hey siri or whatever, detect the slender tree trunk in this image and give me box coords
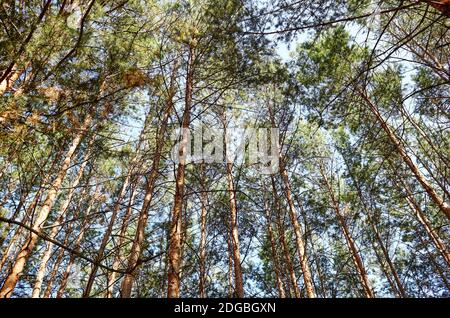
[0,148,62,270]
[159,244,169,297]
[198,162,208,298]
[294,195,328,297]
[56,184,100,297]
[221,113,245,298]
[418,235,450,291]
[369,235,400,297]
[0,147,54,243]
[42,206,83,298]
[280,165,316,297]
[166,139,188,298]
[319,164,375,298]
[32,138,94,297]
[166,48,195,298]
[393,173,450,266]
[359,89,450,220]
[271,176,300,298]
[226,226,234,297]
[0,181,45,272]
[120,60,179,298]
[177,197,188,291]
[406,194,450,266]
[369,215,406,297]
[267,102,315,297]
[40,168,94,298]
[107,185,137,298]
[225,162,244,298]
[119,148,160,297]
[0,114,92,298]
[83,114,151,297]
[343,157,407,297]
[262,182,286,298]
[83,175,130,297]
[369,223,405,297]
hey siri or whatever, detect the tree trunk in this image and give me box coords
[0,148,62,271]
[166,48,195,298]
[83,174,130,297]
[198,162,208,298]
[40,169,94,298]
[42,202,85,298]
[0,147,55,248]
[268,103,315,297]
[0,180,46,272]
[262,182,286,298]
[417,234,450,291]
[107,185,137,298]
[319,164,375,298]
[0,114,92,298]
[56,184,100,297]
[221,112,245,298]
[343,157,407,297]
[227,229,234,297]
[359,89,450,220]
[369,221,406,297]
[225,162,245,298]
[83,113,151,297]
[32,137,94,297]
[280,166,316,298]
[294,194,329,297]
[120,59,179,298]
[271,176,300,298]
[393,172,450,266]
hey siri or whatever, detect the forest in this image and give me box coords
[0,0,449,298]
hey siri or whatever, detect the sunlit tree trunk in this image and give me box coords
[32,137,94,298]
[271,176,300,298]
[227,228,234,297]
[359,89,450,220]
[0,172,51,272]
[167,48,195,298]
[221,112,245,298]
[268,102,315,297]
[280,165,316,298]
[107,185,137,298]
[0,146,62,266]
[262,182,286,298]
[392,172,450,266]
[56,184,100,297]
[224,161,244,297]
[83,113,151,297]
[83,173,130,297]
[294,194,328,297]
[343,158,407,297]
[0,114,92,298]
[120,60,179,298]
[198,162,208,298]
[42,200,87,298]
[369,222,405,297]
[319,164,375,298]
